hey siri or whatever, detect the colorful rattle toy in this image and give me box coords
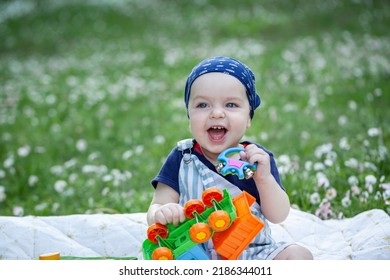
[215,147,257,180]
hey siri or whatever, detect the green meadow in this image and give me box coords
[0,0,389,219]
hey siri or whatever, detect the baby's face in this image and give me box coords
[187,72,251,161]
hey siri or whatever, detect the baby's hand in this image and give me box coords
[153,203,185,227]
[239,144,272,180]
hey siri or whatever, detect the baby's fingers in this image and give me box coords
[169,204,186,226]
[155,204,184,226]
[239,150,248,161]
[154,208,169,225]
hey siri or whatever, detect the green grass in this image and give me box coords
[0,0,389,219]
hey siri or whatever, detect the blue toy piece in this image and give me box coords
[215,147,257,180]
[176,245,210,260]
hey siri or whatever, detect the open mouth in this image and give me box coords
[207,126,227,141]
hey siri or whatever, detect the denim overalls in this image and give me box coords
[177,139,290,260]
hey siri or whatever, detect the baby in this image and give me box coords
[147,56,313,260]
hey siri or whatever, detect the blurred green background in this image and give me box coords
[0,0,389,219]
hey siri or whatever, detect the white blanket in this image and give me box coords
[1,208,389,260]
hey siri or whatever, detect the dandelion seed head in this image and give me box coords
[69,173,78,183]
[54,180,67,193]
[301,131,310,141]
[314,143,333,159]
[341,190,351,208]
[82,164,108,175]
[102,174,113,182]
[13,206,24,217]
[314,110,324,121]
[64,159,77,169]
[28,175,39,187]
[124,170,132,180]
[17,145,31,157]
[35,202,48,211]
[339,137,350,150]
[380,183,390,191]
[338,115,348,126]
[134,145,144,154]
[153,135,165,145]
[378,145,388,160]
[304,161,312,171]
[351,185,361,196]
[45,94,56,104]
[360,191,370,203]
[310,192,321,205]
[324,158,334,167]
[348,100,357,110]
[88,151,100,161]
[367,127,381,137]
[374,191,381,201]
[76,139,88,152]
[34,146,46,153]
[260,132,269,141]
[316,172,330,188]
[101,187,110,196]
[365,174,377,186]
[363,162,377,172]
[277,155,291,166]
[348,175,359,186]
[63,187,75,197]
[122,150,133,160]
[50,165,64,175]
[345,158,359,169]
[52,202,60,213]
[3,155,14,168]
[313,162,325,171]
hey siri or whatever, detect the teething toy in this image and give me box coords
[215,147,257,180]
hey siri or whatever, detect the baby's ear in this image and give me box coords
[246,117,252,129]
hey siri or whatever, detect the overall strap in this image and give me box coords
[177,138,194,152]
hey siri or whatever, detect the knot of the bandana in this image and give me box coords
[184,56,261,119]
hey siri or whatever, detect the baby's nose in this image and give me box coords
[210,106,225,118]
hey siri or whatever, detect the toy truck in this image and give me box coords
[142,187,264,260]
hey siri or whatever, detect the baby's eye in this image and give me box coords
[196,102,208,108]
[226,103,238,108]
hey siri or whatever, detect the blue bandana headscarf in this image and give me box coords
[184,56,261,119]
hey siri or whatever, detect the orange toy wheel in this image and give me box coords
[208,210,231,232]
[152,247,174,260]
[189,222,212,243]
[147,224,168,243]
[184,199,205,219]
[202,187,223,207]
